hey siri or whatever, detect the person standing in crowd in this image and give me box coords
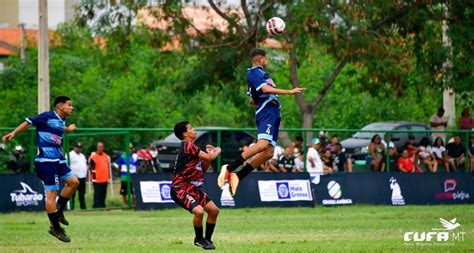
[430,107,449,143]
[118,143,138,207]
[459,108,474,130]
[68,143,88,210]
[89,142,110,208]
[306,138,324,175]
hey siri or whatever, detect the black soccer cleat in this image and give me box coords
[48,226,71,243]
[194,238,215,250]
[204,239,216,250]
[57,211,69,226]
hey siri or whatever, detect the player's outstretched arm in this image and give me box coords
[65,124,77,133]
[198,145,222,162]
[261,85,305,95]
[2,121,30,143]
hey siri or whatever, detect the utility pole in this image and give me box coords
[19,23,26,63]
[442,3,455,127]
[38,0,50,114]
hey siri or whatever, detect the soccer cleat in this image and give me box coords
[48,226,71,243]
[204,239,216,250]
[57,211,69,226]
[228,172,239,196]
[217,165,229,188]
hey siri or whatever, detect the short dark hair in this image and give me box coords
[250,48,266,59]
[174,121,190,140]
[53,96,71,107]
[438,107,445,113]
[295,136,303,142]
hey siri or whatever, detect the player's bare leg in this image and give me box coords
[46,190,71,242]
[203,201,219,249]
[218,139,271,188]
[228,145,274,196]
[56,176,80,226]
[191,205,214,250]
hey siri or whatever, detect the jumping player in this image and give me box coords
[171,121,222,250]
[2,96,79,242]
[218,48,305,195]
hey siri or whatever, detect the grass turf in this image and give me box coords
[0,205,472,252]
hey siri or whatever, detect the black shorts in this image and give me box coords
[171,185,211,213]
[120,181,134,195]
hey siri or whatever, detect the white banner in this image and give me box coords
[258,180,313,202]
[140,181,174,203]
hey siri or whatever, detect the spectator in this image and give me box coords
[403,135,420,166]
[326,135,339,157]
[430,107,449,143]
[89,142,111,208]
[318,131,329,148]
[306,138,324,175]
[469,134,474,172]
[382,134,397,171]
[268,145,284,173]
[278,146,302,173]
[446,135,466,172]
[334,143,352,172]
[397,150,422,173]
[321,148,334,174]
[368,134,386,172]
[459,108,474,130]
[68,143,88,210]
[432,137,449,171]
[118,143,138,207]
[6,145,30,173]
[418,137,438,173]
[293,136,304,159]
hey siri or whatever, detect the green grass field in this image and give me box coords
[0,205,472,252]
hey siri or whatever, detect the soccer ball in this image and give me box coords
[266,17,285,35]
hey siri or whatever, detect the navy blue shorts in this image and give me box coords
[256,103,281,147]
[35,161,75,191]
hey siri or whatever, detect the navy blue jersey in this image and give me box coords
[26,111,66,162]
[247,66,280,114]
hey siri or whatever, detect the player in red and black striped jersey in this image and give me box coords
[171,121,221,250]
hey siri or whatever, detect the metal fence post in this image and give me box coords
[386,131,391,172]
[29,130,35,173]
[465,131,469,172]
[303,129,307,172]
[125,131,132,208]
[217,129,222,171]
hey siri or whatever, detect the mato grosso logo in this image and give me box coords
[404,218,466,246]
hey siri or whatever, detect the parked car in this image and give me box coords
[152,127,256,172]
[340,122,431,164]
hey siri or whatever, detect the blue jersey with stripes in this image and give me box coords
[247,66,280,115]
[26,111,66,162]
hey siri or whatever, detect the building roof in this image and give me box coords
[0,28,57,56]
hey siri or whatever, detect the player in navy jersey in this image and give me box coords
[2,96,79,242]
[218,48,305,195]
[172,121,222,250]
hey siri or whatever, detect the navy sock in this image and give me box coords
[228,154,245,172]
[194,226,203,240]
[205,223,216,242]
[47,212,60,230]
[57,196,70,212]
[237,164,255,180]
